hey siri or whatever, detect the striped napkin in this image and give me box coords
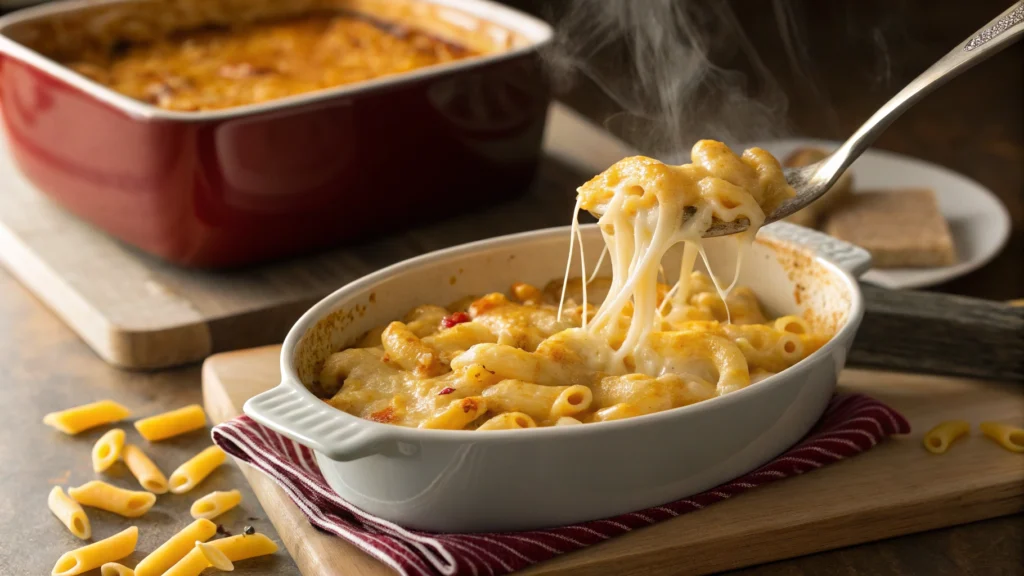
[212,394,909,576]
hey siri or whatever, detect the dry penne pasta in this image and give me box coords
[191,489,243,520]
[134,404,207,441]
[164,533,278,576]
[206,532,279,561]
[101,563,134,576]
[169,446,227,494]
[51,526,138,576]
[196,541,234,571]
[68,481,157,518]
[122,444,169,494]
[48,486,91,540]
[923,420,970,454]
[980,421,1024,453]
[134,518,217,576]
[92,429,126,473]
[43,400,131,435]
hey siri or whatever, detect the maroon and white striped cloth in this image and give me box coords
[212,394,909,576]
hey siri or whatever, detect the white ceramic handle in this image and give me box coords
[760,222,873,277]
[243,383,384,461]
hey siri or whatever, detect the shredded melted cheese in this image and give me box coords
[315,140,834,430]
[562,140,794,374]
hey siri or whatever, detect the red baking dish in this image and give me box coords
[0,0,552,267]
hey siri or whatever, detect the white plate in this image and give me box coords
[749,138,1012,290]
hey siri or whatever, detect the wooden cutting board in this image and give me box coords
[202,345,1024,576]
[0,102,632,369]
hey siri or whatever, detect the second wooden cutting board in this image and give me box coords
[202,345,1024,576]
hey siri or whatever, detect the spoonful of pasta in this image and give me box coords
[696,1,1024,238]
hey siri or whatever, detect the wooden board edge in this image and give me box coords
[201,347,1024,576]
[202,359,394,576]
[0,220,213,368]
[523,479,1024,575]
[234,462,394,576]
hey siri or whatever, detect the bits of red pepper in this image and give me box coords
[440,311,471,329]
[438,387,456,395]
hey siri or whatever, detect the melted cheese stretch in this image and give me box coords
[319,141,825,429]
[570,140,794,373]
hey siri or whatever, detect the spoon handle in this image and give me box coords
[818,2,1024,187]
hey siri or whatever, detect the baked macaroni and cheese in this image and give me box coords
[317,141,830,429]
[63,13,478,111]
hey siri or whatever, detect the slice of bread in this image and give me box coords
[781,147,853,228]
[822,188,957,268]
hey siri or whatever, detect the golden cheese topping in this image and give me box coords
[319,141,819,430]
[64,13,477,111]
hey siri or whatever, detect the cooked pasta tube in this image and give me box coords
[481,380,565,421]
[420,396,487,430]
[422,322,498,363]
[164,533,278,576]
[196,541,234,571]
[722,324,797,373]
[551,385,593,418]
[923,420,970,454]
[775,332,805,365]
[382,321,445,377]
[169,446,227,494]
[48,486,90,540]
[100,563,134,576]
[774,315,810,334]
[51,526,138,576]
[645,332,749,394]
[43,400,131,435]
[319,348,392,395]
[68,481,156,518]
[591,403,643,422]
[134,405,207,441]
[191,489,243,520]
[451,343,578,387]
[555,416,583,426]
[477,412,537,430]
[980,421,1024,453]
[135,518,217,576]
[92,429,126,473]
[123,444,169,494]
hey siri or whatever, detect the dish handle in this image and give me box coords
[761,222,873,277]
[243,383,386,462]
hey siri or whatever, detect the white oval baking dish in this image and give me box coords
[244,222,871,532]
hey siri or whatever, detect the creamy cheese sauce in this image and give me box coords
[317,141,829,429]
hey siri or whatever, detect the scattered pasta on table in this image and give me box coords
[92,428,126,473]
[980,421,1024,453]
[169,446,227,494]
[41,400,278,574]
[68,480,157,518]
[922,420,971,454]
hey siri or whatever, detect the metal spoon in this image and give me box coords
[703,1,1024,238]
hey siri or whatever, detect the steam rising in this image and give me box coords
[542,0,789,161]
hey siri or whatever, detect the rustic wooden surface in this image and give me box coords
[852,285,1024,381]
[1,0,1022,574]
[202,345,1024,576]
[0,103,617,370]
[6,267,1022,576]
[0,270,299,576]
